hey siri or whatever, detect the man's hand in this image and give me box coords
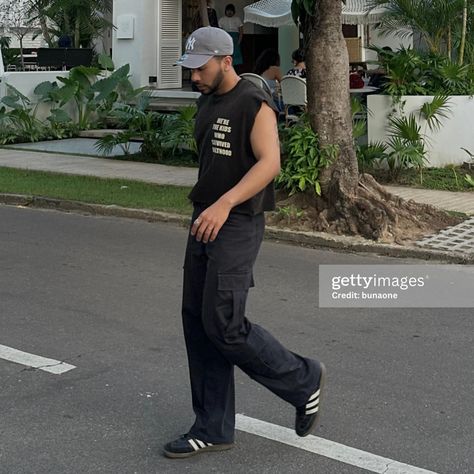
[191,199,233,243]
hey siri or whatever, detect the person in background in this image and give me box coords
[218,4,244,67]
[254,48,283,111]
[286,48,306,78]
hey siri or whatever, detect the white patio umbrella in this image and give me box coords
[342,0,386,24]
[243,0,387,28]
[244,0,293,27]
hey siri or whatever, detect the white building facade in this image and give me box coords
[112,0,413,90]
[112,0,265,89]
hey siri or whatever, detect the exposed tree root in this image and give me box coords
[270,174,463,244]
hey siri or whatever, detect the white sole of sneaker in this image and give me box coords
[163,443,234,459]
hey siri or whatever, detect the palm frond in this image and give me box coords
[388,114,422,143]
[419,95,451,132]
[94,130,134,156]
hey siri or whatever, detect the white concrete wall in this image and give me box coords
[0,70,68,97]
[278,26,299,75]
[0,71,73,120]
[368,94,474,167]
[112,0,157,88]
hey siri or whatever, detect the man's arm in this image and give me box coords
[192,101,280,243]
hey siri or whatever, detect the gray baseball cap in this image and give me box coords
[176,27,234,69]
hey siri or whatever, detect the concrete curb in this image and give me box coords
[1,193,473,264]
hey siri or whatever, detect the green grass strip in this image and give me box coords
[373,167,474,192]
[0,167,193,214]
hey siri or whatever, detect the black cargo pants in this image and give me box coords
[181,206,321,444]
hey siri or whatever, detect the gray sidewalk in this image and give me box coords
[0,148,197,188]
[0,147,473,215]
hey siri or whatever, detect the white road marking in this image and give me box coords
[0,344,76,374]
[236,414,438,474]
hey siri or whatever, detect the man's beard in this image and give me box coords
[194,69,224,95]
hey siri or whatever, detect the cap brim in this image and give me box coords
[175,54,213,69]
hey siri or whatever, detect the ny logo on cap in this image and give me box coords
[186,36,196,51]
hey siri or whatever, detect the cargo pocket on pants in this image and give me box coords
[217,271,254,291]
[216,271,255,344]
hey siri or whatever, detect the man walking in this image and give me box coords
[164,27,326,458]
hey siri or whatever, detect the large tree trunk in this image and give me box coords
[300,0,457,242]
[305,0,389,238]
[306,0,357,199]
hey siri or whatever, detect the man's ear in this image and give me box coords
[223,55,233,71]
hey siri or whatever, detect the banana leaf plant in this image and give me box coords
[0,84,46,142]
[33,55,145,130]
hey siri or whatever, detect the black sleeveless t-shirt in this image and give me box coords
[188,79,276,215]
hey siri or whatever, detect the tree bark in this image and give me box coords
[306,0,358,201]
[458,0,468,65]
[447,26,452,60]
[306,1,366,229]
[74,15,80,48]
[303,0,425,241]
[279,0,462,242]
[39,14,53,47]
[19,35,24,70]
[199,0,210,27]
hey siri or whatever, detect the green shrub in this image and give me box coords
[277,117,336,196]
[159,106,197,156]
[371,46,474,97]
[0,56,146,144]
[96,102,198,162]
[0,85,46,143]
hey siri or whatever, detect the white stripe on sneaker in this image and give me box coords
[309,389,320,400]
[305,387,320,416]
[189,439,200,451]
[306,399,319,409]
[195,439,206,449]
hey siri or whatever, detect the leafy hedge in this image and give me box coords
[373,46,474,97]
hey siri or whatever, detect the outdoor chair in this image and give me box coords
[239,73,273,98]
[280,75,307,124]
[240,72,285,117]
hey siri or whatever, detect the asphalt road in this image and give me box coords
[0,205,472,474]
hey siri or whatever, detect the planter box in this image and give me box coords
[367,94,474,167]
[0,71,72,121]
